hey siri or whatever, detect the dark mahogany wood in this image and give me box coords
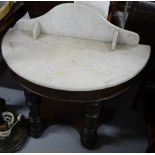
[7,68,136,148]
[81,102,102,148]
[10,70,134,103]
[24,89,43,138]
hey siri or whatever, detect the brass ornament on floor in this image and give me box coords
[0,98,28,153]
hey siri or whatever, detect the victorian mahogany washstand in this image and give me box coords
[1,3,150,148]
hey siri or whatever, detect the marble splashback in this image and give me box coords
[14,3,139,46]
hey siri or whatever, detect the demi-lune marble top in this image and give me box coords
[2,3,150,91]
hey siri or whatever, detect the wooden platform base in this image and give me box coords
[39,97,114,149]
[40,97,114,131]
[10,70,134,149]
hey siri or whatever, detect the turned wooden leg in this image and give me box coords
[81,102,102,149]
[24,90,43,138]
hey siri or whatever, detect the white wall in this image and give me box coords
[74,1,110,19]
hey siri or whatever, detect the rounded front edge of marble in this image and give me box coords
[2,29,150,91]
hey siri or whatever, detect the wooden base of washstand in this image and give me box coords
[23,89,117,149]
[24,91,115,149]
[41,97,114,128]
[0,121,28,153]
[10,70,135,149]
[40,97,114,149]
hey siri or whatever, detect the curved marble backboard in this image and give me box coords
[14,3,139,45]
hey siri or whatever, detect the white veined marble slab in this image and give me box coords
[2,29,150,91]
[2,3,151,91]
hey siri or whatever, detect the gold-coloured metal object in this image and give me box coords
[0,1,13,20]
